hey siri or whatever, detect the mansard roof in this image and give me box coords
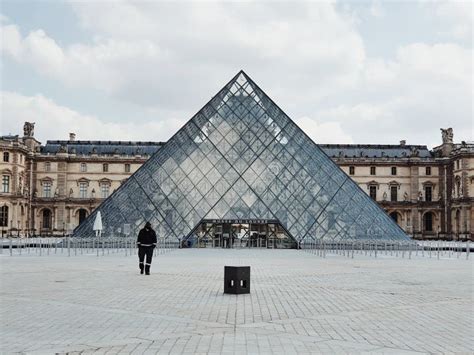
[41,140,164,156]
[319,144,432,158]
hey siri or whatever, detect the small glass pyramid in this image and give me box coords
[74,71,409,244]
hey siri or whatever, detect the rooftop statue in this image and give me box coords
[23,122,35,137]
[441,128,453,144]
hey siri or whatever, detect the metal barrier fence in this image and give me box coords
[300,240,471,260]
[1,237,471,260]
[0,237,179,257]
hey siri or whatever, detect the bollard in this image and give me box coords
[467,241,470,260]
[67,237,71,257]
[9,238,12,256]
[437,241,440,260]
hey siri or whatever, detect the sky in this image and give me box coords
[1,0,472,148]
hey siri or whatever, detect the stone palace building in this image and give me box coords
[0,122,472,240]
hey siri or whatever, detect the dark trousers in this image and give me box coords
[138,246,154,273]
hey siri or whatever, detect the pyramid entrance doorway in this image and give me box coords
[184,219,297,249]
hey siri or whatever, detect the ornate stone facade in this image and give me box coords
[0,123,472,240]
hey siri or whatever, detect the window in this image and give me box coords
[125,164,131,173]
[3,152,9,162]
[424,212,433,232]
[2,175,10,193]
[456,160,459,169]
[43,181,52,197]
[369,185,377,200]
[79,182,88,198]
[45,162,51,172]
[78,209,87,224]
[390,186,398,202]
[80,163,87,172]
[42,209,52,230]
[370,166,376,175]
[349,166,355,175]
[389,212,398,224]
[391,167,397,176]
[0,205,8,227]
[425,186,432,202]
[103,163,109,172]
[100,184,110,198]
[426,167,431,175]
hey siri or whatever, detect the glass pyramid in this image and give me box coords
[74,71,409,243]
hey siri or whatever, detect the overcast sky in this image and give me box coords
[1,1,472,148]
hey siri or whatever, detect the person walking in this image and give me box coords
[137,221,157,275]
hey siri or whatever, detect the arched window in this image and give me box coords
[0,205,8,227]
[424,212,433,232]
[78,209,88,224]
[42,209,52,230]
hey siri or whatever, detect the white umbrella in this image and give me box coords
[93,211,103,237]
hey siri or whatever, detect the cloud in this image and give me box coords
[295,117,353,144]
[432,0,473,40]
[1,2,365,110]
[313,42,473,146]
[0,91,186,143]
[0,1,472,148]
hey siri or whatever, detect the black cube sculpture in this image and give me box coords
[224,266,250,294]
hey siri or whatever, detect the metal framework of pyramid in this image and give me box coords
[74,71,409,243]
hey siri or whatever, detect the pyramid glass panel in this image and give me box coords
[74,71,410,245]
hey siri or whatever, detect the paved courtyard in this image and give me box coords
[1,249,473,354]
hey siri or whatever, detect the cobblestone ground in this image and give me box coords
[1,249,473,354]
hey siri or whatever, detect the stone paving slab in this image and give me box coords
[0,249,473,354]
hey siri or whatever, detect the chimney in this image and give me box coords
[69,133,76,142]
[400,140,406,146]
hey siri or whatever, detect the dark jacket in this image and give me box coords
[137,227,157,247]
